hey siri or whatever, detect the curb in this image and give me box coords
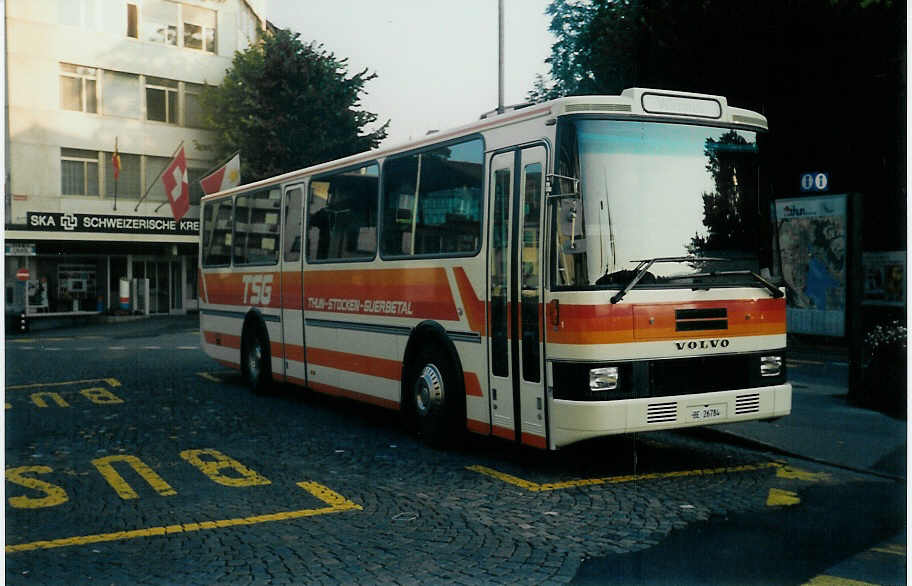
[686,427,907,483]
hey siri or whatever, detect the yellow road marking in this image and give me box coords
[776,466,831,482]
[6,481,361,553]
[467,462,782,492]
[766,487,800,507]
[803,576,879,586]
[7,377,121,391]
[870,543,905,556]
[197,372,223,382]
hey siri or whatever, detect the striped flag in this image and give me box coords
[200,153,241,195]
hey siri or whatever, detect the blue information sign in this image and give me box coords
[800,172,829,192]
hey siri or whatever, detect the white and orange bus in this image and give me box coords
[199,88,791,449]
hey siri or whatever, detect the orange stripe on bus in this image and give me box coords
[464,372,483,397]
[203,331,242,349]
[453,267,486,335]
[547,298,786,345]
[302,268,458,320]
[467,419,491,435]
[492,425,515,441]
[521,433,547,449]
[306,347,401,381]
[203,271,282,308]
[308,381,400,411]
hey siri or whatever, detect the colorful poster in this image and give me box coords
[863,251,906,307]
[774,195,848,336]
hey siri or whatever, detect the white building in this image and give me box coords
[5,0,266,317]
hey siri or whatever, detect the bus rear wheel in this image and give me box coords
[407,345,464,448]
[241,323,271,394]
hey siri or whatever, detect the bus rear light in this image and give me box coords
[589,367,619,392]
[760,355,782,377]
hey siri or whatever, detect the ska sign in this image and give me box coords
[27,212,199,236]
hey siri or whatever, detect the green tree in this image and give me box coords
[200,28,388,183]
[530,0,905,250]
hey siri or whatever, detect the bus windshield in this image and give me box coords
[553,119,770,289]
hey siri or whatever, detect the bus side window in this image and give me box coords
[306,163,378,262]
[283,187,304,262]
[202,199,233,267]
[234,188,281,266]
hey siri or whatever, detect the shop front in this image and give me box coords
[5,211,199,317]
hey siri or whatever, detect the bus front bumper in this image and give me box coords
[549,383,792,449]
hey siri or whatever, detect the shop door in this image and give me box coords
[486,145,548,448]
[170,260,183,313]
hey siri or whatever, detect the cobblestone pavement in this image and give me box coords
[4,326,874,584]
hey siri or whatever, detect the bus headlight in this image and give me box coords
[589,367,619,391]
[760,355,782,377]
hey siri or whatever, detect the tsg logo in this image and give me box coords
[61,214,78,231]
[242,274,273,305]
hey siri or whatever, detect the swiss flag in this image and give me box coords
[162,146,190,221]
[200,153,241,195]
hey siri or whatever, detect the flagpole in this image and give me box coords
[134,140,185,212]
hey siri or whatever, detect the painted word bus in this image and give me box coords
[199,88,791,449]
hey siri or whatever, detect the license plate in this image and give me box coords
[688,403,726,422]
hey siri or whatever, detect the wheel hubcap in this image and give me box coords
[414,364,443,416]
[247,341,262,383]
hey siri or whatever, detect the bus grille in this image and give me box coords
[735,393,761,415]
[675,308,728,331]
[647,402,677,424]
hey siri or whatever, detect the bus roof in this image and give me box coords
[201,87,767,202]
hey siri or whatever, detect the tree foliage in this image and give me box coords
[200,28,388,183]
[530,0,905,249]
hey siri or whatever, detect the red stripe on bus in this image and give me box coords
[464,372,483,397]
[466,419,491,435]
[492,425,515,441]
[203,331,242,349]
[308,381,400,411]
[302,268,458,320]
[453,267,486,335]
[521,433,547,449]
[203,271,282,308]
[306,347,402,381]
[282,271,303,310]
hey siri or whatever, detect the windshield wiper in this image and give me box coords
[666,269,785,299]
[610,257,727,304]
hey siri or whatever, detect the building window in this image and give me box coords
[144,156,171,201]
[103,70,140,118]
[182,5,216,53]
[183,83,205,128]
[61,148,99,196]
[141,0,178,45]
[105,152,141,198]
[127,3,138,38]
[60,64,97,113]
[146,77,178,123]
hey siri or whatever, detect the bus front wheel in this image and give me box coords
[241,323,271,394]
[407,345,463,447]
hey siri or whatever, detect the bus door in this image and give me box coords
[486,146,548,447]
[280,183,307,385]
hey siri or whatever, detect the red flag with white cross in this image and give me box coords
[162,146,190,221]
